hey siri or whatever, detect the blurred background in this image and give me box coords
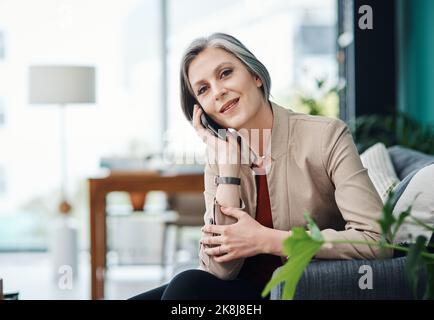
[0,0,433,299]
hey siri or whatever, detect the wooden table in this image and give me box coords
[89,170,204,300]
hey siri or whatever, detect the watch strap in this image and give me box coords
[214,176,241,186]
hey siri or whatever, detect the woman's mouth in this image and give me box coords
[220,98,239,114]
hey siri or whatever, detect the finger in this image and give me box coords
[202,224,225,235]
[220,206,245,220]
[200,235,224,246]
[192,106,218,143]
[204,246,220,256]
[201,229,215,236]
[204,245,228,256]
[192,105,206,131]
[215,251,236,263]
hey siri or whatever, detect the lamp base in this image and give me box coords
[59,200,72,214]
[50,214,78,282]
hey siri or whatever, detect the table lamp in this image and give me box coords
[29,65,95,281]
[28,65,96,214]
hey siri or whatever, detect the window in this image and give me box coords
[0,30,5,60]
[0,165,5,195]
[0,0,162,250]
[299,25,336,55]
[0,97,5,127]
[166,0,338,161]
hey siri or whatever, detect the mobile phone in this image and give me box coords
[199,106,227,140]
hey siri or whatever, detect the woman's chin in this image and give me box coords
[224,115,246,130]
[226,121,243,131]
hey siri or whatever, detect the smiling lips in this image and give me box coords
[220,98,240,114]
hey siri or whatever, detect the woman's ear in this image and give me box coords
[255,76,263,88]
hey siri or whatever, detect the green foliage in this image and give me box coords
[265,192,434,300]
[304,210,323,241]
[349,113,434,155]
[405,235,428,299]
[378,190,413,244]
[425,263,434,300]
[279,77,340,118]
[378,190,396,243]
[261,226,324,299]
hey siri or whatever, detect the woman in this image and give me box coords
[130,33,390,300]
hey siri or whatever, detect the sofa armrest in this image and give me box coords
[271,257,427,300]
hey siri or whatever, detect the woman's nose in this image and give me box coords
[212,83,228,101]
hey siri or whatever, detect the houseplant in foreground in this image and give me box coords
[262,192,434,300]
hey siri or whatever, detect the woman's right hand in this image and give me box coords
[192,104,240,177]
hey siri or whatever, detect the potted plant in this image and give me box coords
[262,192,434,300]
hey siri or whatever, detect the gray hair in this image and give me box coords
[179,32,271,121]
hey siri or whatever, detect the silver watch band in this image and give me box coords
[214,176,241,186]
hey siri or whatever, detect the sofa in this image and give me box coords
[271,145,434,300]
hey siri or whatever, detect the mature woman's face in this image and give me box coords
[188,47,264,130]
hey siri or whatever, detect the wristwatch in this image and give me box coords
[214,176,241,186]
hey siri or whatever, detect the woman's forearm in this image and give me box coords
[262,227,291,257]
[216,165,290,257]
[215,184,241,207]
[216,164,241,207]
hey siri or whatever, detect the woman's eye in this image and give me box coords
[221,69,232,78]
[197,86,206,95]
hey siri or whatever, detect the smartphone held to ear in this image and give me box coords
[197,104,253,164]
[199,106,227,140]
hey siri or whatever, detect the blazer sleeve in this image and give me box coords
[315,119,393,260]
[198,162,245,280]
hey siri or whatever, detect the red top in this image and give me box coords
[238,174,283,287]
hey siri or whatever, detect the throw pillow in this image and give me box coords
[389,169,419,209]
[388,145,434,180]
[360,143,400,203]
[392,164,434,245]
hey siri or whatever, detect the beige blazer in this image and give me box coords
[199,101,392,280]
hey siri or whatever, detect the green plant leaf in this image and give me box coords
[410,216,434,233]
[304,210,323,241]
[378,191,396,242]
[392,205,411,240]
[262,227,324,299]
[423,261,434,300]
[405,235,428,299]
[316,78,325,89]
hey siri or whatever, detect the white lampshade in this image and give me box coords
[29,65,96,104]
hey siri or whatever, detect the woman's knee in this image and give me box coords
[162,269,217,300]
[168,269,216,289]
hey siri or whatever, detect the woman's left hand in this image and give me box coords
[200,206,267,263]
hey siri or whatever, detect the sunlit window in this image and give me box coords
[0,0,161,250]
[0,165,5,195]
[166,0,338,161]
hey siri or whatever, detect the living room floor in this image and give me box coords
[0,250,196,300]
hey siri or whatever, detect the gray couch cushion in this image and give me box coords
[388,145,434,180]
[271,257,427,300]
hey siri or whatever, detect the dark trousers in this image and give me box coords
[129,269,267,300]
